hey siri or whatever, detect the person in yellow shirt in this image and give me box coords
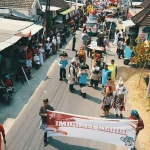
[108,59,117,79]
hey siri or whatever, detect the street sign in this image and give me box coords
[91,41,97,48]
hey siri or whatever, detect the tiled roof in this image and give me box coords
[140,0,150,8]
[131,5,150,26]
[0,0,34,9]
[39,0,70,12]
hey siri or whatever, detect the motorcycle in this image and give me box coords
[2,86,14,105]
[61,33,67,45]
[33,54,40,69]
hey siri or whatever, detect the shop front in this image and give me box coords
[59,7,74,22]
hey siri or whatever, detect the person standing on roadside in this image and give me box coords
[0,124,6,150]
[72,33,76,51]
[39,99,54,147]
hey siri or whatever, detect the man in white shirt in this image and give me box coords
[57,33,61,51]
[52,36,57,54]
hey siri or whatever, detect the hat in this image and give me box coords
[131,110,139,118]
[95,66,100,71]
[71,58,76,63]
[43,98,48,102]
[118,77,124,85]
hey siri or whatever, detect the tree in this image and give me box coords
[130,37,150,67]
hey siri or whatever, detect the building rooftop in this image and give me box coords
[0,0,34,9]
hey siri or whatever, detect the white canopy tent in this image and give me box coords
[122,20,135,27]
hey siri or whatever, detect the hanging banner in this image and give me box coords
[46,111,137,149]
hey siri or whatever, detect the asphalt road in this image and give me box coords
[2,26,140,150]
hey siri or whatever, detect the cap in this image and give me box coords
[43,98,48,102]
[131,110,139,118]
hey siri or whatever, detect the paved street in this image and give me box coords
[2,26,140,150]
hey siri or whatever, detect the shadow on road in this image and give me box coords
[72,90,102,104]
[48,138,97,150]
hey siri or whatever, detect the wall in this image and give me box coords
[12,8,29,17]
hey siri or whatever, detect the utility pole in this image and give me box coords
[45,0,51,38]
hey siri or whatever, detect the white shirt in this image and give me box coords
[52,39,57,45]
[45,43,50,50]
[57,36,60,44]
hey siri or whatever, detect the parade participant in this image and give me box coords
[89,66,100,89]
[77,62,90,98]
[72,33,76,51]
[58,51,68,81]
[112,77,128,118]
[39,98,54,146]
[101,87,114,117]
[74,53,80,82]
[0,124,6,150]
[56,33,61,51]
[108,59,117,79]
[102,64,111,86]
[77,46,86,63]
[129,110,144,136]
[68,58,76,92]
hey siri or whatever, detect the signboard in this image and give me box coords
[91,41,97,48]
[46,111,137,149]
[140,33,146,42]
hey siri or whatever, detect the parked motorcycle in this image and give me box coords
[33,54,40,69]
[2,86,14,105]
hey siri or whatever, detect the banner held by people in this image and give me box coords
[46,111,137,149]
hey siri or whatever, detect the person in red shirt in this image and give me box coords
[0,124,6,150]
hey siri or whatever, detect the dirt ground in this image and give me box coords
[118,66,150,150]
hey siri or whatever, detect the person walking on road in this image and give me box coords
[68,58,76,92]
[0,124,6,150]
[72,33,76,51]
[39,98,54,147]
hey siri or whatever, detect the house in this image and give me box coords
[131,1,150,39]
[39,0,74,23]
[0,0,41,20]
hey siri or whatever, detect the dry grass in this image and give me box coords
[123,68,150,150]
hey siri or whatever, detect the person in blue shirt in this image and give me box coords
[77,62,90,98]
[102,64,111,86]
[87,28,92,40]
[58,51,68,81]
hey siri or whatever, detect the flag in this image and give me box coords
[28,31,31,41]
[46,111,137,149]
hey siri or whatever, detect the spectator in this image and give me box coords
[26,49,32,68]
[52,36,57,54]
[45,40,51,58]
[57,33,61,51]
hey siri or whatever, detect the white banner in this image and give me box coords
[47,111,137,148]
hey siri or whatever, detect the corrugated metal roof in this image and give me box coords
[0,18,33,31]
[0,0,34,9]
[0,18,42,51]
